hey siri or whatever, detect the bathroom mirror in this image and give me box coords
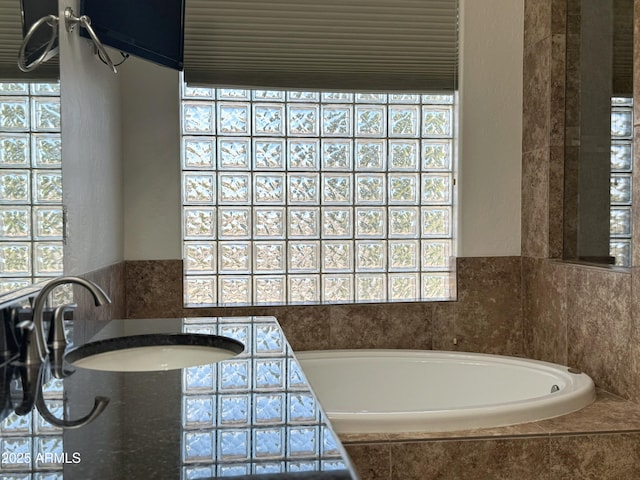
[563,0,634,267]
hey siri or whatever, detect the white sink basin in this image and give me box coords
[65,334,244,372]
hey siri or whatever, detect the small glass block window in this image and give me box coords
[610,97,633,267]
[182,85,456,305]
[0,82,62,295]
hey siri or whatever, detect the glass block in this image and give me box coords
[288,461,319,472]
[422,140,452,170]
[0,83,29,94]
[288,174,319,204]
[611,174,632,204]
[288,275,320,303]
[254,462,285,474]
[0,171,29,203]
[254,358,285,389]
[611,108,633,137]
[288,208,320,238]
[183,137,215,169]
[321,140,352,171]
[610,141,632,171]
[217,102,250,134]
[0,134,29,167]
[0,279,30,294]
[254,428,285,458]
[219,394,250,425]
[388,174,419,204]
[322,174,352,204]
[355,140,386,170]
[355,174,385,204]
[356,241,386,271]
[254,174,285,204]
[389,207,419,238]
[287,426,319,457]
[32,134,61,168]
[253,90,285,101]
[322,460,347,471]
[253,139,285,170]
[34,242,64,275]
[219,276,251,305]
[182,102,215,134]
[35,401,63,434]
[183,85,214,99]
[1,437,32,469]
[254,242,285,272]
[218,89,250,100]
[610,207,632,236]
[388,240,419,271]
[610,240,632,267]
[321,426,340,456]
[183,208,215,239]
[322,241,353,272]
[288,140,319,170]
[322,275,353,302]
[184,276,216,306]
[288,242,320,272]
[422,207,451,237]
[255,323,286,354]
[289,393,317,423]
[287,359,308,389]
[389,273,420,301]
[219,323,251,348]
[218,430,250,461]
[422,174,452,204]
[183,465,215,480]
[218,464,250,477]
[254,276,286,304]
[183,396,215,428]
[321,106,352,136]
[287,91,320,102]
[356,93,387,103]
[1,411,32,434]
[389,105,419,137]
[422,107,452,136]
[355,105,386,137]
[219,242,251,273]
[34,171,62,203]
[254,393,285,424]
[218,173,251,204]
[35,436,63,468]
[288,105,319,136]
[184,242,216,274]
[390,94,420,104]
[322,92,354,102]
[218,139,251,170]
[389,140,419,170]
[422,240,451,270]
[219,359,251,391]
[0,207,30,239]
[254,208,285,239]
[355,207,386,238]
[422,272,452,300]
[422,94,455,104]
[183,431,214,463]
[0,97,29,131]
[0,244,30,275]
[253,104,285,135]
[612,96,633,106]
[37,472,64,480]
[355,274,386,302]
[183,173,215,204]
[31,97,60,131]
[322,208,352,238]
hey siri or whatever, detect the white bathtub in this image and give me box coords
[296,349,596,434]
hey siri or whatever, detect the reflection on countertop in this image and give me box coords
[0,316,358,479]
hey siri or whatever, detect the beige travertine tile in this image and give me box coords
[125,259,183,318]
[521,148,550,258]
[344,444,390,480]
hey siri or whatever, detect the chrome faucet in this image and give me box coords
[20,276,111,366]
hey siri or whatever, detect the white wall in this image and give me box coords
[119,0,525,260]
[60,0,124,275]
[457,0,524,257]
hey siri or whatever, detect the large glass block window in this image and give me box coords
[610,97,633,266]
[181,86,456,306]
[0,83,63,294]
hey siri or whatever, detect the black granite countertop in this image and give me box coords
[0,316,359,479]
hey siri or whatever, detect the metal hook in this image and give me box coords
[64,7,117,74]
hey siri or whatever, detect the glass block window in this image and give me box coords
[610,97,633,266]
[0,82,63,295]
[181,86,456,306]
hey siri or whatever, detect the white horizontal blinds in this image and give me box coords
[184,0,458,91]
[0,0,58,80]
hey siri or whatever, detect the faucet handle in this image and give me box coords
[47,304,76,350]
[16,321,46,366]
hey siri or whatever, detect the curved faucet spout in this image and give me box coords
[36,392,109,429]
[24,276,111,366]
